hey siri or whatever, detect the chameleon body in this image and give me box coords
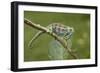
[28,23,74,48]
[28,23,74,59]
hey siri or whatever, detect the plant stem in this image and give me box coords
[24,18,78,59]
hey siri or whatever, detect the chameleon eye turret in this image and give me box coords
[69,27,74,32]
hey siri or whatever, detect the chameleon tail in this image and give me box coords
[28,24,52,48]
[28,31,44,48]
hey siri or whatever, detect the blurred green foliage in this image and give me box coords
[24,11,90,61]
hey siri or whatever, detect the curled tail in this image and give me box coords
[28,31,44,48]
[28,24,52,48]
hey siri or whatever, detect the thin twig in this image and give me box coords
[24,18,78,59]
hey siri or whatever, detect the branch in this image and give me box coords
[24,18,78,59]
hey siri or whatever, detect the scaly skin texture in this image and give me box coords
[47,23,74,39]
[47,23,74,59]
[28,23,74,49]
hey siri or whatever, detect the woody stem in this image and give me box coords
[24,18,78,59]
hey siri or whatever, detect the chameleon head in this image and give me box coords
[64,26,74,40]
[48,23,74,40]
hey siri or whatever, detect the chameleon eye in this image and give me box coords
[69,29,72,31]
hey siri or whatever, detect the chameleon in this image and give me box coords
[28,23,74,48]
[28,23,74,59]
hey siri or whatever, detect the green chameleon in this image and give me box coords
[28,23,74,60]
